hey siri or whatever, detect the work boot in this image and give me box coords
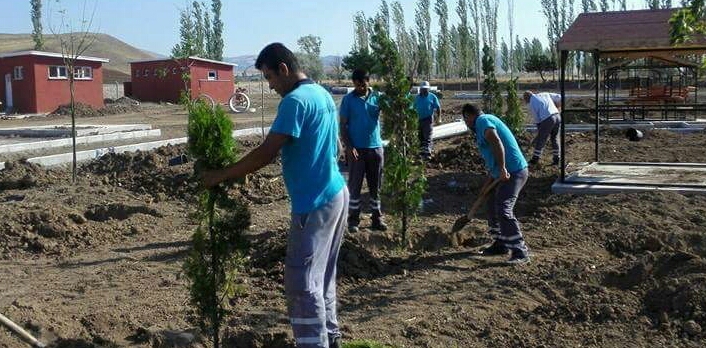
[478,241,509,256]
[371,216,388,231]
[551,156,560,166]
[330,336,343,348]
[348,211,360,233]
[506,250,531,265]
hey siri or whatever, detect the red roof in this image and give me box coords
[557,8,706,53]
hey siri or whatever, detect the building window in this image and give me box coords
[135,69,140,77]
[13,66,24,80]
[172,68,178,75]
[48,66,68,79]
[207,70,217,80]
[144,69,150,77]
[73,66,93,80]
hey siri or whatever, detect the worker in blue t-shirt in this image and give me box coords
[202,43,347,348]
[414,81,441,160]
[461,103,530,265]
[339,69,387,233]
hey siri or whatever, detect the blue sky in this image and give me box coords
[1,0,652,57]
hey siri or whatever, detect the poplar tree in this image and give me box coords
[415,0,432,78]
[209,0,223,60]
[435,0,451,80]
[31,0,44,50]
[456,0,473,79]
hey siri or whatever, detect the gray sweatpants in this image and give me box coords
[285,188,349,348]
[532,113,561,160]
[418,117,433,157]
[347,147,384,220]
[486,168,529,255]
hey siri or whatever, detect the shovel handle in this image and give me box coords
[465,178,501,219]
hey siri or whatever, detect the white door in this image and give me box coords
[4,73,12,111]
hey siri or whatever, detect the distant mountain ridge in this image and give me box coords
[0,33,158,82]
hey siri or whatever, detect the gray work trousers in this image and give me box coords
[418,117,433,157]
[347,147,384,221]
[532,113,561,159]
[486,168,529,255]
[285,188,349,348]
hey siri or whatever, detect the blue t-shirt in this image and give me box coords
[339,89,383,149]
[414,93,440,120]
[270,80,345,214]
[473,114,528,178]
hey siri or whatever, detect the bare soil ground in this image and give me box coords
[2,95,706,347]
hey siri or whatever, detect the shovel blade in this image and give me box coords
[451,216,471,233]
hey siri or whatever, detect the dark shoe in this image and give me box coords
[551,156,560,166]
[330,336,342,348]
[371,217,388,231]
[507,251,531,264]
[348,212,360,233]
[478,242,509,256]
[528,156,540,165]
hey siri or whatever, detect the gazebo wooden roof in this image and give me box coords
[557,8,706,56]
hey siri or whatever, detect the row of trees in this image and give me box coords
[172,0,224,60]
[342,0,686,84]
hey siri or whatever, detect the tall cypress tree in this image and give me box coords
[370,21,426,246]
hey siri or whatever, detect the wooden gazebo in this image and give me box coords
[554,8,706,193]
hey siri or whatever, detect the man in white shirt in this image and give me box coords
[523,90,562,166]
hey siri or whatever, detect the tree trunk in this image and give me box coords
[70,76,77,183]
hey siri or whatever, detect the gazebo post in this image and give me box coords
[594,50,601,163]
[560,50,568,182]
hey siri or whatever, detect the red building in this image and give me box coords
[128,57,236,104]
[0,50,108,114]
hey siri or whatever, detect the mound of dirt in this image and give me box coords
[52,98,142,117]
[0,160,44,190]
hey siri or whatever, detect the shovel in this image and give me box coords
[451,178,501,233]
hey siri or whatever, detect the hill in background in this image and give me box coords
[0,33,158,83]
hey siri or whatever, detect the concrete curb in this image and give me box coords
[0,127,269,170]
[0,129,161,154]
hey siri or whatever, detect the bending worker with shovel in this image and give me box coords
[459,104,530,264]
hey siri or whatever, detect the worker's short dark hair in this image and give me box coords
[351,69,369,83]
[462,103,481,117]
[255,43,300,74]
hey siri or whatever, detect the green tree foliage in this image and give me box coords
[173,1,223,60]
[192,2,206,56]
[481,0,500,53]
[353,11,371,51]
[524,52,557,82]
[434,0,451,80]
[185,101,250,348]
[378,0,391,35]
[30,0,44,50]
[415,0,432,78]
[647,0,673,9]
[469,0,483,89]
[369,21,426,246]
[513,36,525,72]
[209,0,224,60]
[391,1,417,77]
[297,35,324,81]
[172,7,197,57]
[342,49,376,74]
[481,45,503,115]
[500,39,510,73]
[503,78,525,136]
[456,0,473,79]
[670,1,706,46]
